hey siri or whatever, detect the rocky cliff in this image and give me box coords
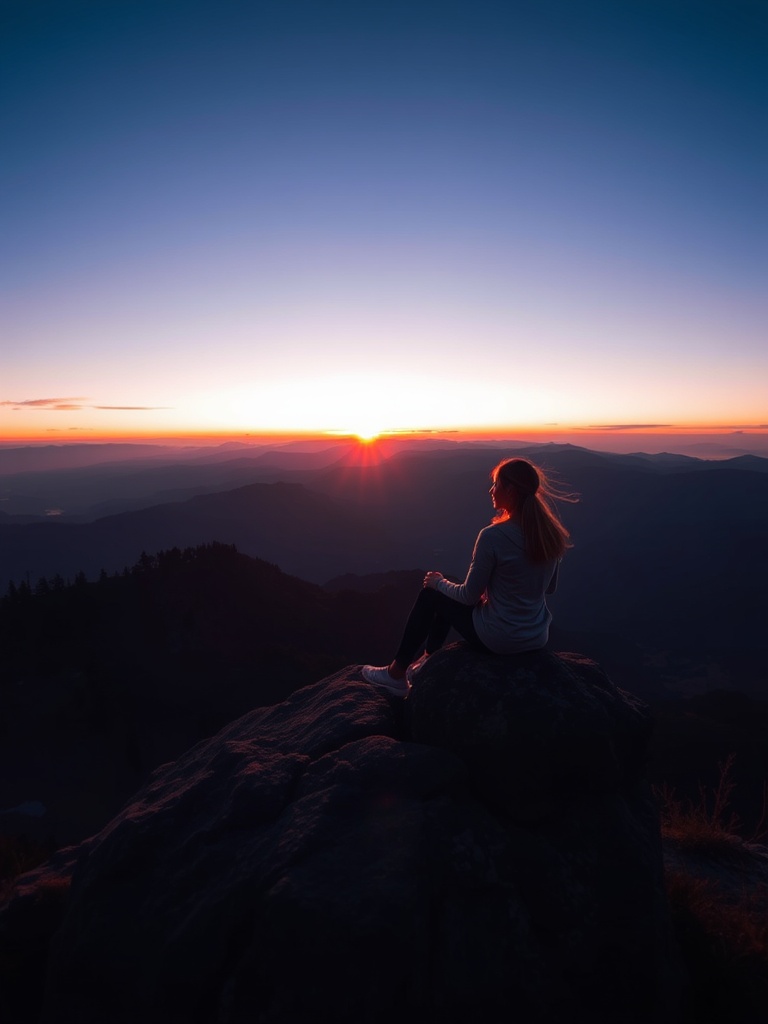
[0,646,681,1023]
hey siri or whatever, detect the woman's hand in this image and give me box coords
[423,571,444,589]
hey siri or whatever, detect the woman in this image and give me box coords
[362,457,574,696]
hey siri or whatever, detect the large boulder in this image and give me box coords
[408,646,653,821]
[0,647,680,1024]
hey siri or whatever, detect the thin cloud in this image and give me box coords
[580,423,768,433]
[387,428,456,435]
[579,424,672,431]
[2,397,171,412]
[1,397,89,410]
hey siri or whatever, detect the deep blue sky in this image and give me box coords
[2,0,766,440]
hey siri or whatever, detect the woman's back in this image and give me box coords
[473,520,558,653]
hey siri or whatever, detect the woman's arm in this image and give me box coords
[427,531,496,606]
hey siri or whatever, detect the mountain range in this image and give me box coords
[1,440,766,699]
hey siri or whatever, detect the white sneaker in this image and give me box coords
[362,665,410,697]
[406,653,429,685]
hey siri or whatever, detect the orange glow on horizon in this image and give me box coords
[0,423,766,449]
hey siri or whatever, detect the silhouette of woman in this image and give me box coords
[362,458,574,695]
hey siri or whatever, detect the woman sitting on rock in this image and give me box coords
[362,457,574,696]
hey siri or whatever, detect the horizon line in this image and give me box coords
[1,422,768,446]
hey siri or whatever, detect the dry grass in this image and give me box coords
[657,754,768,1021]
[656,753,767,854]
[666,869,767,959]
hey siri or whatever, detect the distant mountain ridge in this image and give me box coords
[2,440,766,520]
[1,443,766,698]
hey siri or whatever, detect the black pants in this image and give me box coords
[393,587,491,666]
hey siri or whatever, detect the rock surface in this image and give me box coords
[0,646,680,1023]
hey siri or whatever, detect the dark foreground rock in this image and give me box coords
[0,646,681,1023]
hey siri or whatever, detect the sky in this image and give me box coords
[2,0,766,448]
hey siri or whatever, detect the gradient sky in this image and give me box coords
[2,0,766,443]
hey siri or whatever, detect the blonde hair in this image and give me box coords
[492,458,576,563]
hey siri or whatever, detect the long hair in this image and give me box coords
[491,458,576,563]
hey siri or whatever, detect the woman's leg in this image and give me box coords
[392,587,488,668]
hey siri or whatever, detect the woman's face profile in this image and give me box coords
[490,477,514,513]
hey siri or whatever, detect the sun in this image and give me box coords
[355,428,381,443]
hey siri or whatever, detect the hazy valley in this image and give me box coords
[2,439,766,700]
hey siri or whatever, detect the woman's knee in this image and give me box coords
[414,586,440,610]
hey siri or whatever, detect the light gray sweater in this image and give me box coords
[436,519,559,654]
